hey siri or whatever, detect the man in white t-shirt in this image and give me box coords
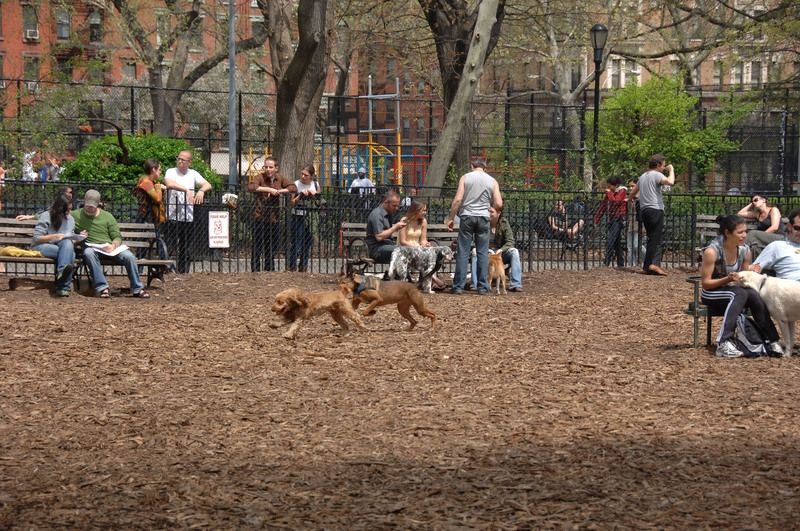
[629,153,674,276]
[164,150,212,273]
[349,167,375,196]
[750,208,800,282]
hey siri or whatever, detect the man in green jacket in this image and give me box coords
[74,189,149,299]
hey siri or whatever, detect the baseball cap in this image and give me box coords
[84,189,101,208]
[358,167,366,174]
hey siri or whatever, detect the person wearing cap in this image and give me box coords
[73,190,149,299]
[164,150,213,273]
[348,167,375,196]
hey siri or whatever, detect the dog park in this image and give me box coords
[2,267,799,528]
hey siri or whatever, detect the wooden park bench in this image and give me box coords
[0,217,175,291]
[339,221,459,276]
[0,217,81,286]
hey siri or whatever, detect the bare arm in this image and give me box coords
[661,164,675,186]
[765,207,782,233]
[445,176,466,229]
[491,181,503,210]
[700,247,734,290]
[736,204,756,219]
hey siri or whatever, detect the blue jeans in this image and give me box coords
[288,215,312,271]
[471,248,522,289]
[604,218,625,267]
[454,215,489,292]
[82,247,144,294]
[34,239,75,291]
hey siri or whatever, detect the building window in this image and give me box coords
[156,13,169,46]
[386,59,395,79]
[56,57,72,80]
[611,59,621,89]
[625,60,640,86]
[122,62,136,80]
[24,55,40,82]
[768,60,781,82]
[732,62,744,86]
[570,64,581,91]
[713,60,723,88]
[23,4,39,40]
[0,5,4,38]
[56,9,71,40]
[88,10,103,43]
[190,16,204,50]
[0,56,5,84]
[750,60,762,85]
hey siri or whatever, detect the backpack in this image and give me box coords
[733,314,767,358]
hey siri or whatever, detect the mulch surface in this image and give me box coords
[2,268,799,529]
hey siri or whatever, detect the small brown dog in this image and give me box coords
[343,274,436,330]
[488,252,507,294]
[270,283,366,339]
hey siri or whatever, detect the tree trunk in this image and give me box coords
[423,0,501,191]
[272,0,333,182]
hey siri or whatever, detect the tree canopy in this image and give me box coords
[595,77,746,186]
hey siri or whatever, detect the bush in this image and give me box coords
[60,134,222,188]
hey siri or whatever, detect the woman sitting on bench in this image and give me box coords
[700,214,781,358]
[32,192,77,297]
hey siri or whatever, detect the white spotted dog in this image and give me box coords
[388,246,454,294]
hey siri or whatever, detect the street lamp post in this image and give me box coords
[590,23,608,182]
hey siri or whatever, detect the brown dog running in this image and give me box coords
[342,274,436,330]
[270,282,366,339]
[488,252,507,294]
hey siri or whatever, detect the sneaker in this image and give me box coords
[55,289,70,298]
[716,340,744,359]
[56,263,73,284]
[766,342,785,358]
[450,289,464,295]
[509,286,523,292]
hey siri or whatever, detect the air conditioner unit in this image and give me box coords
[25,81,39,92]
[0,80,5,89]
[25,28,40,41]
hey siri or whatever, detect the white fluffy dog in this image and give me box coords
[737,270,800,355]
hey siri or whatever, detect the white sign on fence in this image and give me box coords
[208,211,230,248]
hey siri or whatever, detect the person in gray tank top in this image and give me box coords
[630,153,674,276]
[445,159,503,294]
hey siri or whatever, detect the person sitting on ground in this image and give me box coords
[546,199,583,241]
[397,200,446,289]
[32,192,77,297]
[738,194,784,259]
[73,189,150,299]
[470,205,523,292]
[749,207,800,281]
[700,214,782,358]
[365,189,406,264]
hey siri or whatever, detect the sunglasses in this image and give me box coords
[792,224,800,231]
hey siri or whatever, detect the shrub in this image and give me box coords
[60,134,222,188]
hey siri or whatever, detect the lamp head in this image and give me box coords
[590,24,609,51]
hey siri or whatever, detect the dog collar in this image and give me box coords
[355,279,368,295]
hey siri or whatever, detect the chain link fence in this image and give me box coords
[5,180,800,278]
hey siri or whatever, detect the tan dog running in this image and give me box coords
[343,274,436,330]
[270,282,366,339]
[488,252,507,294]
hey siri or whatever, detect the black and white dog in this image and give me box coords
[388,246,454,294]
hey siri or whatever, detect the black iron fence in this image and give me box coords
[4,180,800,277]
[3,79,798,194]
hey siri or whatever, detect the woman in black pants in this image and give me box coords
[700,214,782,358]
